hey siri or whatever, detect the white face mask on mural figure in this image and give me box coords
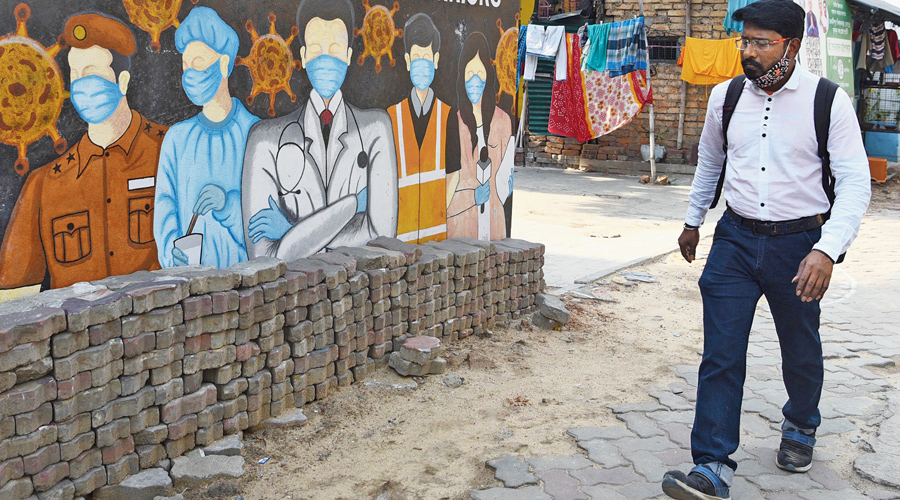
[69,46,131,149]
[181,41,232,122]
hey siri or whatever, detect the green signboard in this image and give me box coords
[795,0,855,95]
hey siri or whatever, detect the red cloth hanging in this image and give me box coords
[888,29,899,62]
[548,34,594,143]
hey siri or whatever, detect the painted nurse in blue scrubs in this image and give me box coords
[154,6,260,268]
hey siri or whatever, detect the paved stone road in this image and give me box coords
[472,211,900,500]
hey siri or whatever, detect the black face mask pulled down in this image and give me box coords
[745,44,792,89]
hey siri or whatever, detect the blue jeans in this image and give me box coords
[691,211,824,474]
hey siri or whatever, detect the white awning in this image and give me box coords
[851,0,900,23]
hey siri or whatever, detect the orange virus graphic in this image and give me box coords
[122,0,198,53]
[354,0,402,74]
[235,13,300,118]
[492,15,519,110]
[0,3,67,175]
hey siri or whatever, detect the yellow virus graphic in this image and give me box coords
[492,14,519,109]
[235,13,300,118]
[0,3,68,175]
[354,0,402,74]
[122,0,198,53]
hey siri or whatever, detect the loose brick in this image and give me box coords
[14,402,52,436]
[0,457,24,488]
[164,433,195,459]
[167,414,198,442]
[68,448,101,480]
[59,431,94,462]
[72,465,106,496]
[23,443,59,476]
[101,436,134,465]
[104,453,138,485]
[160,384,216,424]
[32,460,68,492]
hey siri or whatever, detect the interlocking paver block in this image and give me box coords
[566,427,634,443]
[486,456,538,488]
[535,469,588,500]
[470,486,551,500]
[526,455,593,472]
[614,412,665,438]
[576,440,628,469]
[570,466,642,487]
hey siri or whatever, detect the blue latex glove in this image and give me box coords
[172,247,189,267]
[508,169,514,197]
[474,180,491,206]
[356,186,368,214]
[193,184,226,215]
[248,196,292,243]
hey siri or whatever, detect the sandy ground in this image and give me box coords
[180,170,900,500]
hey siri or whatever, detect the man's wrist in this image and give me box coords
[683,223,699,231]
[812,248,835,264]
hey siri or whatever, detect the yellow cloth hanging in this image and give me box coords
[680,37,744,85]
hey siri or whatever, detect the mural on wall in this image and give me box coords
[0,4,67,175]
[493,15,519,112]
[446,32,514,241]
[0,10,166,294]
[355,0,403,74]
[388,13,450,245]
[122,0,198,52]
[236,12,301,118]
[0,0,519,296]
[154,6,258,270]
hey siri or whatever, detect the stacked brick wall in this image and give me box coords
[0,237,545,499]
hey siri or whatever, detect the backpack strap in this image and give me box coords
[813,76,842,263]
[814,77,839,207]
[710,75,747,209]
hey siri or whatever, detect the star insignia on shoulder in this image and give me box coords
[157,129,165,137]
[145,123,152,133]
[53,163,61,173]
[66,153,75,163]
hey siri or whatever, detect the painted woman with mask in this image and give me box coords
[154,7,259,269]
[446,32,514,241]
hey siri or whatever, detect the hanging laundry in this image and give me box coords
[724,0,760,35]
[606,17,648,77]
[856,21,870,71]
[548,34,594,143]
[680,37,743,85]
[630,70,653,108]
[585,23,611,73]
[517,25,528,90]
[583,70,643,139]
[888,29,899,61]
[524,25,567,81]
[870,23,886,61]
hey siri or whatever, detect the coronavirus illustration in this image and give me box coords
[235,13,301,118]
[354,0,403,74]
[122,0,198,52]
[492,15,519,109]
[0,3,67,175]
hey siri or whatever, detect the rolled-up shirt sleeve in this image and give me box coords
[813,88,871,261]
[685,81,729,228]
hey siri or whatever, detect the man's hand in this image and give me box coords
[792,250,834,302]
[475,181,491,206]
[678,228,700,263]
[172,247,189,267]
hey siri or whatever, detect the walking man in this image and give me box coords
[663,1,870,498]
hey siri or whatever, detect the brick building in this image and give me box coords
[523,0,736,171]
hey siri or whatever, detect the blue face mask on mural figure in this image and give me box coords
[182,60,224,106]
[70,75,124,124]
[409,58,436,91]
[465,74,486,105]
[306,54,349,100]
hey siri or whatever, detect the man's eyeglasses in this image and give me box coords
[734,37,791,51]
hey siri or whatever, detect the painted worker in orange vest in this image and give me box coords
[387,13,452,244]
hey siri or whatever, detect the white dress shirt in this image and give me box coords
[686,65,871,261]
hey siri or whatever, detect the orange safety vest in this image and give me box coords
[388,97,450,244]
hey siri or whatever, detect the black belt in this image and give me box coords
[726,207,826,236]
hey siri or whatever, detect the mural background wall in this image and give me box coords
[0,0,519,293]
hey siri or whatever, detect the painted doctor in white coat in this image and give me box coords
[241,0,398,260]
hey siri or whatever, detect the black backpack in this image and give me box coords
[711,74,844,262]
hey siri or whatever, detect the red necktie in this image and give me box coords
[320,109,333,125]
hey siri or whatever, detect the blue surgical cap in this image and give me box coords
[175,7,239,76]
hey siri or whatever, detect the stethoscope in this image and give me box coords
[274,103,369,197]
